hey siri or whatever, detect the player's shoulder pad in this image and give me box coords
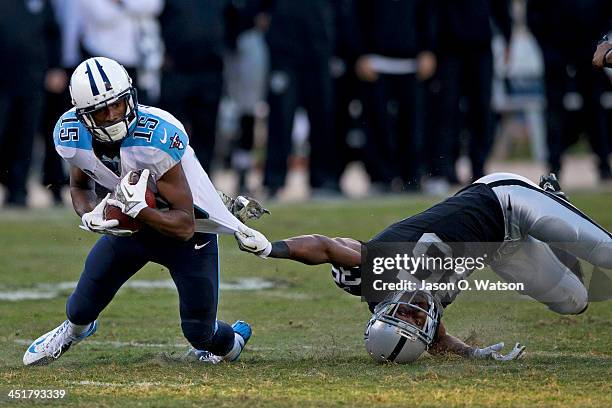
[53,108,92,151]
[122,105,190,162]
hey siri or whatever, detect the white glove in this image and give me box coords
[80,193,132,236]
[107,169,150,218]
[471,342,526,361]
[492,342,526,361]
[234,225,272,258]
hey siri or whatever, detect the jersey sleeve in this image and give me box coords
[53,110,92,160]
[331,264,362,297]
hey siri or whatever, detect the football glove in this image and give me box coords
[107,169,150,218]
[539,173,569,202]
[218,190,270,223]
[234,225,272,258]
[79,193,133,236]
[471,342,526,361]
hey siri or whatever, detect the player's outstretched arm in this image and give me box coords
[429,322,525,361]
[277,235,361,266]
[235,226,361,267]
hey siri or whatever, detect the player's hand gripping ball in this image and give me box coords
[105,169,156,232]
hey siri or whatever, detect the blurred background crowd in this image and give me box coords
[0,0,611,207]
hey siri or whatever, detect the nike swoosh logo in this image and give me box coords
[160,129,168,144]
[28,335,49,353]
[122,184,135,198]
[195,241,210,250]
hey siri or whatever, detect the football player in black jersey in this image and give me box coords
[236,173,612,363]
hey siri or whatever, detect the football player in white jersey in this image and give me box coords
[23,57,267,366]
[235,173,612,363]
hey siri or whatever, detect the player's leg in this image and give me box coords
[66,235,149,324]
[488,178,612,268]
[165,234,250,361]
[491,236,588,315]
[24,235,149,365]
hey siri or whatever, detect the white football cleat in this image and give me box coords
[185,348,223,364]
[23,320,97,366]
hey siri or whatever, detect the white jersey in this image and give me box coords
[53,105,244,234]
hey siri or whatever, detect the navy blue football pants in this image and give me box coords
[66,229,235,356]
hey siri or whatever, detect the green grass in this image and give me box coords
[1,193,611,407]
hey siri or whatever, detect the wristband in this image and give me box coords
[268,241,290,258]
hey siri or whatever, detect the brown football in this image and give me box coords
[104,171,157,232]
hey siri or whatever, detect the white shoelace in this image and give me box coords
[46,321,76,359]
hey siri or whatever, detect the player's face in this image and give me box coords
[92,99,127,126]
[395,303,427,329]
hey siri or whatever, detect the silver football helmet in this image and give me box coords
[364,290,442,363]
[70,57,138,143]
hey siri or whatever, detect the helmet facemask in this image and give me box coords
[365,290,443,363]
[76,87,138,143]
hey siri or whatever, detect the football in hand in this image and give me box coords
[104,170,157,232]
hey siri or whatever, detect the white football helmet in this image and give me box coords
[70,57,138,143]
[364,290,442,363]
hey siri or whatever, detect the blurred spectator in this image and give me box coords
[263,0,343,198]
[528,0,611,180]
[430,0,512,185]
[330,0,364,182]
[160,0,230,172]
[354,0,436,192]
[78,0,164,103]
[224,0,270,194]
[39,0,82,205]
[0,0,60,207]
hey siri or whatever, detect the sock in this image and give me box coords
[68,321,92,337]
[222,333,245,361]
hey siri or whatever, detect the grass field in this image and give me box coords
[1,193,611,407]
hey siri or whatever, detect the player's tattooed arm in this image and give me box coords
[69,165,98,217]
[276,235,362,267]
[136,163,195,241]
